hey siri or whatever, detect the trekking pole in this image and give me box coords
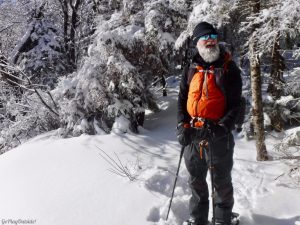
[166,145,185,221]
[207,130,216,225]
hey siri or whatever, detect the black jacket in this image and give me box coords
[177,46,242,131]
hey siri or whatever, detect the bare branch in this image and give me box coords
[34,89,59,116]
[15,68,60,117]
[47,91,59,110]
[0,68,27,83]
[0,22,22,33]
[97,146,140,181]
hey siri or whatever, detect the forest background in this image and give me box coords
[0,0,299,164]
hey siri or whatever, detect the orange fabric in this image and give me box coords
[187,65,225,121]
[194,120,204,127]
[183,123,190,128]
[199,146,203,159]
[199,140,208,159]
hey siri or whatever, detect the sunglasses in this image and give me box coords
[198,34,218,41]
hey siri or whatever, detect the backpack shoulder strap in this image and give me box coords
[223,52,232,73]
[186,63,198,85]
[185,52,231,86]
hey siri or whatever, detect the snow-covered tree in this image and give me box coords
[0,1,28,55]
[10,3,68,89]
[0,90,60,153]
[240,0,300,133]
[176,0,236,49]
[53,0,190,136]
[0,53,60,153]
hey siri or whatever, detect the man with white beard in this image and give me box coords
[177,22,242,225]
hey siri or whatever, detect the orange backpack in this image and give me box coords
[186,54,231,122]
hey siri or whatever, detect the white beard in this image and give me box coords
[197,44,220,63]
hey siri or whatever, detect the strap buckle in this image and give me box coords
[190,117,205,128]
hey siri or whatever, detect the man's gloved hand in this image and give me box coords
[192,127,208,142]
[177,123,193,146]
[177,123,209,146]
[208,122,229,139]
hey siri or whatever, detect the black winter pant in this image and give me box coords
[184,133,234,225]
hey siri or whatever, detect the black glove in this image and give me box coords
[192,127,209,142]
[177,123,193,146]
[208,122,228,139]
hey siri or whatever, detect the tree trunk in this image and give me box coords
[267,32,284,99]
[267,32,285,131]
[69,0,81,67]
[249,41,268,161]
[58,0,80,68]
[59,0,69,53]
[249,0,268,161]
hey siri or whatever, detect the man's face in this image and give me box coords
[196,34,218,49]
[196,34,220,63]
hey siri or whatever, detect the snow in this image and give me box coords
[9,22,34,64]
[276,95,295,106]
[0,81,300,225]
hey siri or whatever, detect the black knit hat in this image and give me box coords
[192,22,218,45]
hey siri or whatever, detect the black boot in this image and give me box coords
[213,212,239,225]
[183,218,207,225]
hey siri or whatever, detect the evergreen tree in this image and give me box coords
[10,3,68,89]
[54,0,190,136]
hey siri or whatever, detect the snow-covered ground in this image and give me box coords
[0,77,299,225]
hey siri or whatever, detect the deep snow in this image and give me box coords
[0,77,299,225]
